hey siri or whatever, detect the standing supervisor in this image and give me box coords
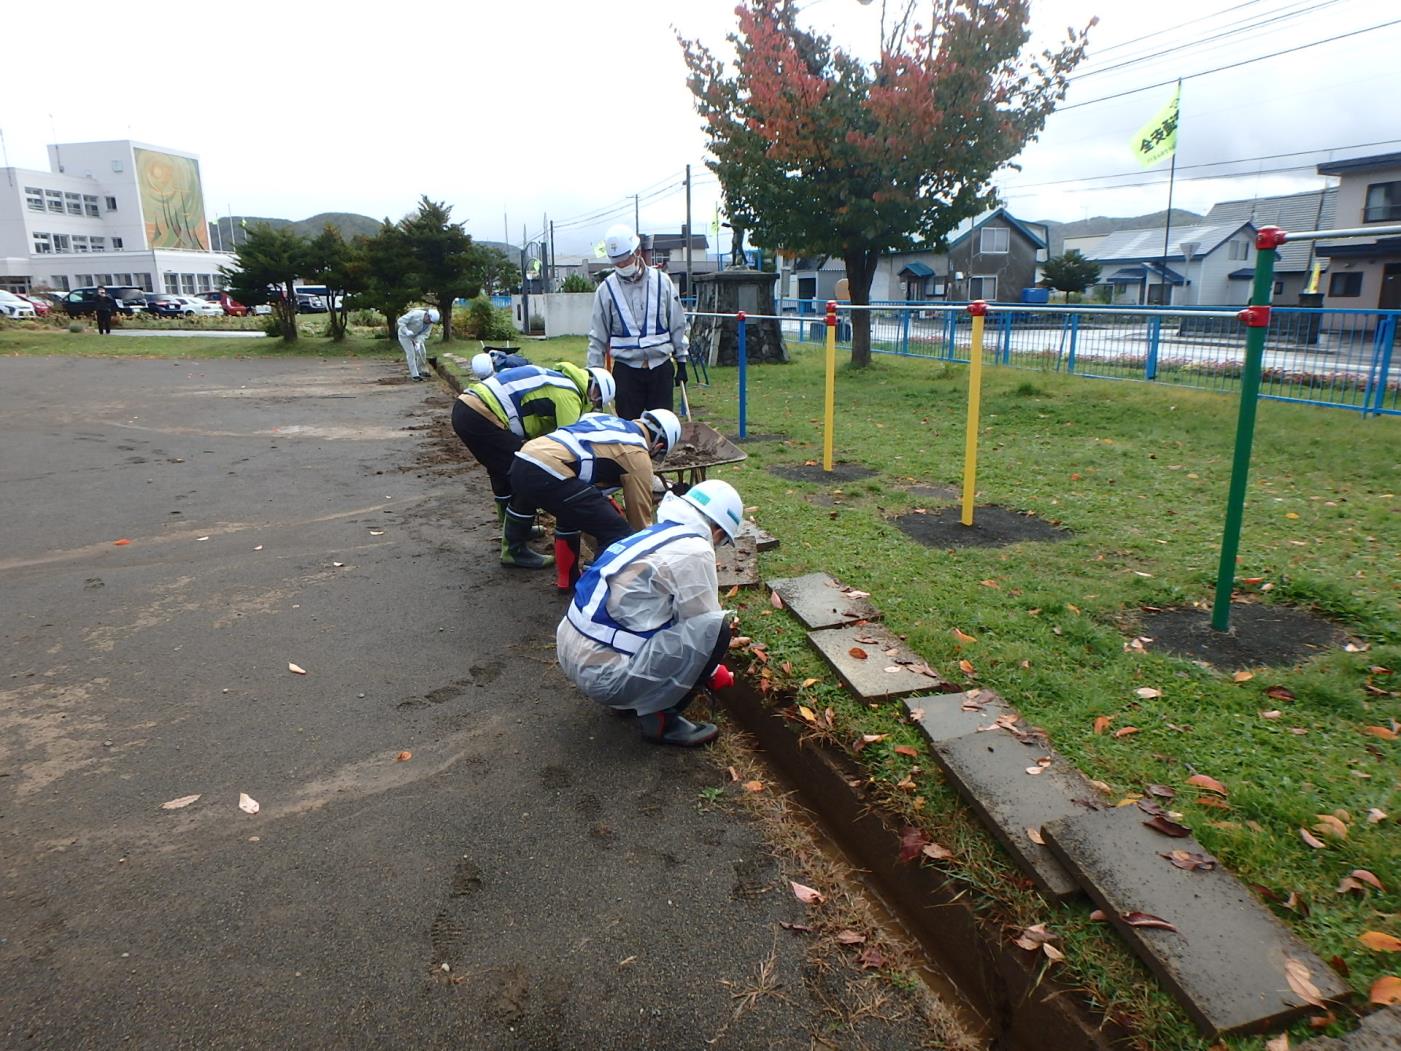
[94,286,117,336]
[555,480,744,747]
[397,307,440,381]
[587,225,690,421]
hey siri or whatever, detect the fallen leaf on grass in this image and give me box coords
[1363,725,1398,740]
[898,827,929,863]
[1113,726,1140,739]
[1135,687,1162,699]
[724,585,739,599]
[729,636,751,649]
[743,781,765,793]
[922,842,954,861]
[952,628,977,645]
[1265,686,1296,701]
[1299,828,1328,849]
[836,929,866,945]
[790,881,824,905]
[1187,774,1228,796]
[1145,784,1176,799]
[1143,816,1190,838]
[848,647,868,660]
[394,751,412,762]
[1312,814,1348,840]
[1232,670,1255,683]
[1285,957,1327,1008]
[1360,932,1401,953]
[858,946,885,969]
[958,659,977,677]
[852,733,887,753]
[770,590,784,609]
[1121,912,1178,932]
[1013,923,1057,950]
[1089,780,1114,796]
[1197,796,1231,811]
[1370,976,1401,1005]
[160,794,201,811]
[1159,850,1217,871]
[1093,716,1114,735]
[1042,943,1065,962]
[798,705,817,724]
[1367,808,1387,824]
[894,745,919,758]
[800,677,819,688]
[1350,869,1386,892]
[288,662,307,675]
[1261,709,1283,719]
[238,793,260,815]
[1264,1035,1289,1051]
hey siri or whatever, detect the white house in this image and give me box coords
[0,139,233,295]
[1088,221,1257,306]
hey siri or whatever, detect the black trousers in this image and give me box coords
[674,621,732,713]
[451,399,521,498]
[508,460,632,548]
[96,312,114,335]
[613,359,674,422]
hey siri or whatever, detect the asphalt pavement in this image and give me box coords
[0,354,957,1050]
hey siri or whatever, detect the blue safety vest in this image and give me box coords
[566,522,697,654]
[475,365,582,438]
[542,413,649,483]
[604,270,672,352]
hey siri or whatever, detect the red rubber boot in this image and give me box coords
[554,531,581,592]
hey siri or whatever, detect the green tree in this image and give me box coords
[1041,249,1100,297]
[400,196,502,343]
[303,224,363,341]
[220,224,308,341]
[559,273,594,293]
[679,0,1092,366]
[356,220,419,338]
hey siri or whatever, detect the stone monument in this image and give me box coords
[689,228,788,366]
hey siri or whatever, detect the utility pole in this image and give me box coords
[549,220,556,292]
[520,223,529,334]
[542,212,549,293]
[684,165,693,300]
[634,194,639,233]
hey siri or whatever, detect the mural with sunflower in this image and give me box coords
[135,148,210,251]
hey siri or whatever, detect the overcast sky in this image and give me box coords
[4,0,1397,259]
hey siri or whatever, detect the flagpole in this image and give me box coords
[1157,79,1182,306]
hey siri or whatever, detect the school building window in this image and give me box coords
[180,273,196,294]
[32,232,52,254]
[90,237,106,252]
[52,234,71,252]
[1329,272,1363,297]
[51,275,71,291]
[136,273,153,292]
[83,195,100,217]
[25,187,44,211]
[164,274,180,293]
[46,190,64,213]
[65,192,83,216]
[73,235,90,253]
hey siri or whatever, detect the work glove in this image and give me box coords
[708,664,734,690]
[674,360,688,387]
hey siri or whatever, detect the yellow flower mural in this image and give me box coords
[135,148,210,251]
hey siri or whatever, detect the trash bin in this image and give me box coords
[1020,287,1050,305]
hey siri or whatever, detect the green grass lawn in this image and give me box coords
[532,334,1398,1048]
[18,326,1400,1046]
[0,320,403,360]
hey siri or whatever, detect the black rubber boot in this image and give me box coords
[501,508,554,569]
[637,709,718,747]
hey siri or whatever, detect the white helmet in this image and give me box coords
[682,479,744,544]
[427,307,441,324]
[639,408,682,457]
[587,367,615,409]
[604,224,640,261]
[470,352,494,380]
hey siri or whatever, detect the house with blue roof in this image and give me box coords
[1087,221,1257,306]
[870,207,1048,302]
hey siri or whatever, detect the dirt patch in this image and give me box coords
[659,422,748,472]
[731,432,788,443]
[894,506,1070,549]
[1138,603,1349,669]
[769,462,877,484]
[905,484,960,503]
[375,376,412,386]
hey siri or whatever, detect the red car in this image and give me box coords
[18,293,52,317]
[197,291,250,316]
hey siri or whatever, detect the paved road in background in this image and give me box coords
[0,355,952,1050]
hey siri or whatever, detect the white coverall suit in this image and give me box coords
[556,494,728,716]
[397,309,435,379]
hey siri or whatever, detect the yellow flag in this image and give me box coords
[593,240,607,258]
[1131,86,1180,168]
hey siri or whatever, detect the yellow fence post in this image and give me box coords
[822,299,837,472]
[961,300,988,527]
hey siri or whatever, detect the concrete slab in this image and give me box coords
[903,689,1018,744]
[768,572,881,630]
[716,535,760,588]
[1299,1008,1401,1050]
[807,624,944,700]
[739,520,779,551]
[1042,805,1349,1037]
[931,734,1094,902]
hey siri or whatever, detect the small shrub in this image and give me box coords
[457,295,516,341]
[262,316,283,337]
[559,274,594,293]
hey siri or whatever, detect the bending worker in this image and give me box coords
[470,348,532,379]
[555,479,744,748]
[588,224,690,421]
[397,306,440,381]
[505,409,682,583]
[452,362,616,529]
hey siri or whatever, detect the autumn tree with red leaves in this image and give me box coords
[680,0,1093,366]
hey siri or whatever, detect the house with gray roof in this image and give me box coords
[1087,221,1257,306]
[1204,188,1336,302]
[1313,152,1401,312]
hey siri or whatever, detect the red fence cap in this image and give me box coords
[1237,304,1271,328]
[1256,226,1288,250]
[966,300,989,317]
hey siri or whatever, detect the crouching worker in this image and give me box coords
[469,348,533,379]
[556,480,744,747]
[451,362,616,530]
[505,409,681,578]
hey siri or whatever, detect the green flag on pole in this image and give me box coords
[1131,86,1180,167]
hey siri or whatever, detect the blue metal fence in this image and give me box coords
[773,298,1401,417]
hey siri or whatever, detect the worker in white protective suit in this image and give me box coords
[555,479,744,747]
[397,307,440,381]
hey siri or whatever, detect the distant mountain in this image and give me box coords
[1036,209,1205,257]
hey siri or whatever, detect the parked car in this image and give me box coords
[18,293,51,317]
[196,291,249,316]
[295,286,340,311]
[0,290,38,318]
[61,286,148,317]
[144,294,186,318]
[173,295,224,317]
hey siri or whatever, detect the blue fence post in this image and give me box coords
[1000,312,1012,364]
[1067,314,1080,373]
[945,312,956,360]
[1364,314,1396,417]
[901,309,911,356]
[737,312,748,438]
[1146,315,1162,380]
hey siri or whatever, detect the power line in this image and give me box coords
[1059,17,1401,111]
[1084,0,1271,59]
[998,162,1325,200]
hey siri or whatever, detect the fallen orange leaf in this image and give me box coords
[1187,774,1228,796]
[743,780,765,793]
[952,628,977,645]
[849,647,868,660]
[1093,715,1114,735]
[1359,931,1401,952]
[113,538,132,546]
[1363,725,1397,741]
[1370,976,1401,1004]
[395,751,412,762]
[958,659,976,676]
[893,745,919,758]
[1299,827,1327,849]
[1113,726,1140,738]
[791,881,824,905]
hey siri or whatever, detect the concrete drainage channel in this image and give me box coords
[717,680,1125,1051]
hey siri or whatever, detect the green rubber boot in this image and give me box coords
[501,508,554,569]
[497,494,545,538]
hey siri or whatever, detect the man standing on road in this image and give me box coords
[505,409,681,582]
[451,362,615,530]
[555,479,743,747]
[94,286,117,336]
[587,225,690,421]
[397,307,440,381]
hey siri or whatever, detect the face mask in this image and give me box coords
[614,259,640,279]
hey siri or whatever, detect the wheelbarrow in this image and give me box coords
[655,421,747,487]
